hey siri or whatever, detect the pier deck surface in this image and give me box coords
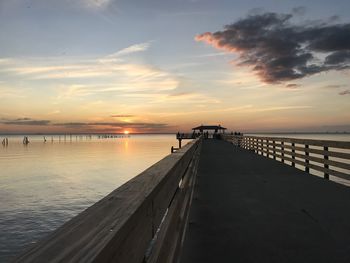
[180,140,350,263]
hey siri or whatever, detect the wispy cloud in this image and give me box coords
[285,83,301,89]
[82,0,112,9]
[249,106,313,112]
[339,90,350,95]
[100,42,151,63]
[323,84,347,89]
[0,116,169,131]
[109,42,151,57]
[0,44,179,99]
[0,86,25,99]
[196,52,228,58]
[111,114,135,118]
[0,117,51,126]
[54,121,169,130]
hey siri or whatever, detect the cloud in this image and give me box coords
[323,84,347,89]
[285,83,300,89]
[195,12,350,83]
[168,92,193,97]
[82,0,112,9]
[249,105,312,112]
[0,86,25,99]
[0,116,169,131]
[113,43,151,56]
[54,122,169,130]
[110,114,135,118]
[0,118,51,126]
[339,90,350,95]
[101,42,151,63]
[1,46,179,97]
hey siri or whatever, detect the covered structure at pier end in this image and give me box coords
[175,125,227,150]
[192,125,227,134]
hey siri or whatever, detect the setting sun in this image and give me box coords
[124,130,130,135]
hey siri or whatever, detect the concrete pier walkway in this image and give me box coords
[180,140,350,263]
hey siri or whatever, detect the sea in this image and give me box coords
[0,133,349,261]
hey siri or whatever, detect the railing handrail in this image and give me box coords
[222,134,350,181]
[243,135,350,149]
[15,137,202,263]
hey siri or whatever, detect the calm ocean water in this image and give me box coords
[0,133,349,261]
[0,134,182,262]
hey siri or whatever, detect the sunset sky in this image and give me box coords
[0,0,349,133]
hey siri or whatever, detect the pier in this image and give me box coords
[14,130,350,262]
[180,139,350,263]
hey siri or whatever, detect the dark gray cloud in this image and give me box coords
[195,12,350,83]
[0,118,51,126]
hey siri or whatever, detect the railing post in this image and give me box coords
[281,141,284,163]
[324,146,329,180]
[291,143,295,167]
[267,139,269,158]
[305,144,309,173]
[273,140,276,160]
[254,138,257,153]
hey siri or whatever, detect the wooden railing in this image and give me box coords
[15,137,202,263]
[223,135,350,181]
[176,133,198,140]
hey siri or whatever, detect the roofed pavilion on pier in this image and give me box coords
[192,125,227,134]
[175,125,227,149]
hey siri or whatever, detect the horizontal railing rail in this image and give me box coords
[221,134,243,146]
[15,137,202,263]
[176,133,198,140]
[222,135,350,181]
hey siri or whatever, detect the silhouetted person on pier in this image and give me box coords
[23,136,29,145]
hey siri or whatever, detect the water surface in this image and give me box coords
[0,134,180,261]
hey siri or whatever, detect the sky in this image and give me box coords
[0,0,349,134]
